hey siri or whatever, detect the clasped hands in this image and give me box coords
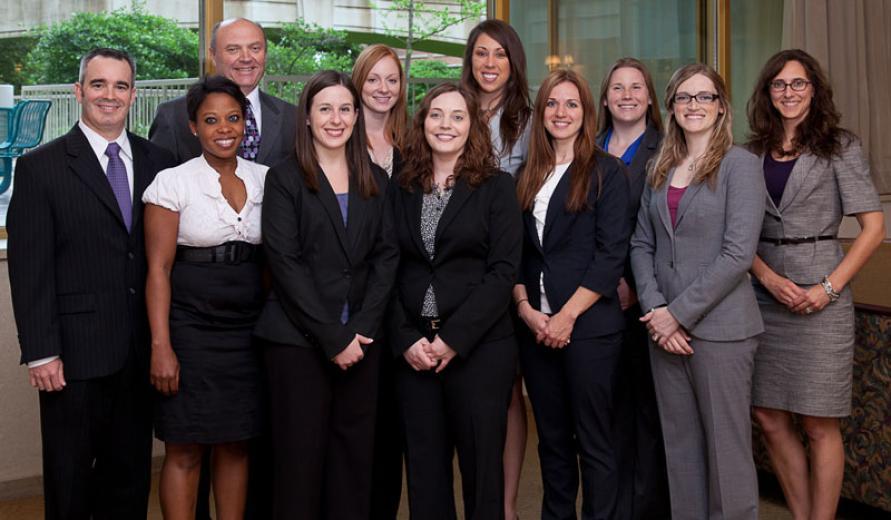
[518,304,574,349]
[641,307,693,355]
[764,273,830,315]
[403,335,457,373]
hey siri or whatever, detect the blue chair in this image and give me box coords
[0,99,52,195]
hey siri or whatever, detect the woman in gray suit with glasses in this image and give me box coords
[747,49,885,520]
[630,63,766,519]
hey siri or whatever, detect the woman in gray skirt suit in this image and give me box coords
[746,49,885,520]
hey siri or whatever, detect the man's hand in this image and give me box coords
[29,358,66,392]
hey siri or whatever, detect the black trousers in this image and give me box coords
[397,334,516,520]
[263,340,380,520]
[38,347,153,520]
[518,328,622,520]
[614,305,671,520]
[370,342,404,519]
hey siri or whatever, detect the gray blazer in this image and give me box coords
[630,146,767,341]
[148,90,297,167]
[757,138,881,285]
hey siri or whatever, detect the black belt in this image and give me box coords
[175,242,260,264]
[759,235,836,245]
[419,317,442,335]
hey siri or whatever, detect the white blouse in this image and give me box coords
[142,155,268,247]
[533,162,571,314]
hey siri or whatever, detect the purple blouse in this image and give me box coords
[668,185,686,228]
[763,154,797,208]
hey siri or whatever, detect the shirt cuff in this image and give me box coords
[27,355,60,368]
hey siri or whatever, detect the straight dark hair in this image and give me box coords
[186,75,247,122]
[746,49,851,160]
[461,19,531,157]
[399,83,497,192]
[295,70,378,198]
[517,68,603,213]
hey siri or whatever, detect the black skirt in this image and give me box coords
[154,245,265,444]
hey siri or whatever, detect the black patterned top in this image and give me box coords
[420,184,453,317]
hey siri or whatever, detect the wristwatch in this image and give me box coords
[821,276,840,303]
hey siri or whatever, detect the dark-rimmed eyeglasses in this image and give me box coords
[769,78,811,92]
[673,92,719,105]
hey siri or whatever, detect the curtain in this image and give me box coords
[783,0,891,194]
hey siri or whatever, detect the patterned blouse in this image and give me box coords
[420,183,454,317]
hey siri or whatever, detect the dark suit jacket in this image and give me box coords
[7,125,175,380]
[598,123,662,288]
[149,90,297,166]
[253,158,399,360]
[518,153,632,338]
[389,171,522,358]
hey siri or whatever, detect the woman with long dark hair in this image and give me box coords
[630,63,766,519]
[595,57,670,518]
[253,70,399,519]
[461,20,532,517]
[514,68,631,519]
[144,75,266,520]
[390,83,522,519]
[747,49,884,520]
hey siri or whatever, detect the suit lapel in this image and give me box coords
[403,183,427,258]
[673,179,704,230]
[778,153,816,213]
[257,91,280,165]
[434,177,472,242]
[65,126,128,231]
[345,173,369,263]
[542,163,572,249]
[655,169,674,237]
[523,210,543,254]
[628,124,660,177]
[129,134,154,239]
[316,168,351,259]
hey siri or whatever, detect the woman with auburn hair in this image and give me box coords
[595,57,670,518]
[462,19,532,517]
[351,43,408,519]
[630,63,766,519]
[352,43,408,177]
[747,49,884,520]
[514,68,631,520]
[390,83,522,519]
[253,70,399,519]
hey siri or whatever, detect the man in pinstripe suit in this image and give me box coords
[7,48,175,520]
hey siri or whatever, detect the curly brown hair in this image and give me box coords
[399,83,497,192]
[746,49,851,160]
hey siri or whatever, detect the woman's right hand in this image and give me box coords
[151,344,180,396]
[403,337,437,371]
[762,271,807,310]
[333,335,370,371]
[518,302,550,343]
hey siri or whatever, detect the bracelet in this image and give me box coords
[821,276,840,303]
[515,298,529,307]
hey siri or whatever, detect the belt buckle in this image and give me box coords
[429,318,441,331]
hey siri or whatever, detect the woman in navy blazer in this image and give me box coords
[514,68,631,520]
[389,83,522,519]
[253,71,399,519]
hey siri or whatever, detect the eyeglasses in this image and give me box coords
[769,78,811,92]
[673,92,719,105]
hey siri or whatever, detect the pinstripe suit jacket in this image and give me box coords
[7,125,175,380]
[630,146,766,341]
[757,138,881,285]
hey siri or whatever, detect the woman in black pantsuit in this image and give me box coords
[390,83,522,520]
[253,70,399,520]
[513,69,632,520]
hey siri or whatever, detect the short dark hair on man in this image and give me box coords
[78,48,136,84]
[186,75,248,123]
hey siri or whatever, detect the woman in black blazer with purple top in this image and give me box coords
[513,69,631,520]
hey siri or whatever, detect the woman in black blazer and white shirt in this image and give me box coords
[390,83,522,519]
[513,68,631,519]
[253,70,399,520]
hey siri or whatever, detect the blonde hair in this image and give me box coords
[648,63,732,189]
[351,44,408,150]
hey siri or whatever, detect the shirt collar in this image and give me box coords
[245,87,261,111]
[78,120,132,162]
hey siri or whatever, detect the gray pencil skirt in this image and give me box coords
[751,283,856,417]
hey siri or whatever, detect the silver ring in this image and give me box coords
[805,307,813,314]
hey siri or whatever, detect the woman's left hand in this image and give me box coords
[543,311,576,349]
[790,285,831,315]
[425,336,458,373]
[641,307,680,343]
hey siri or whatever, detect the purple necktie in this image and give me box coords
[239,101,260,161]
[105,142,132,232]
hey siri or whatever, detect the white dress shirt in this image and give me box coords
[532,162,571,314]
